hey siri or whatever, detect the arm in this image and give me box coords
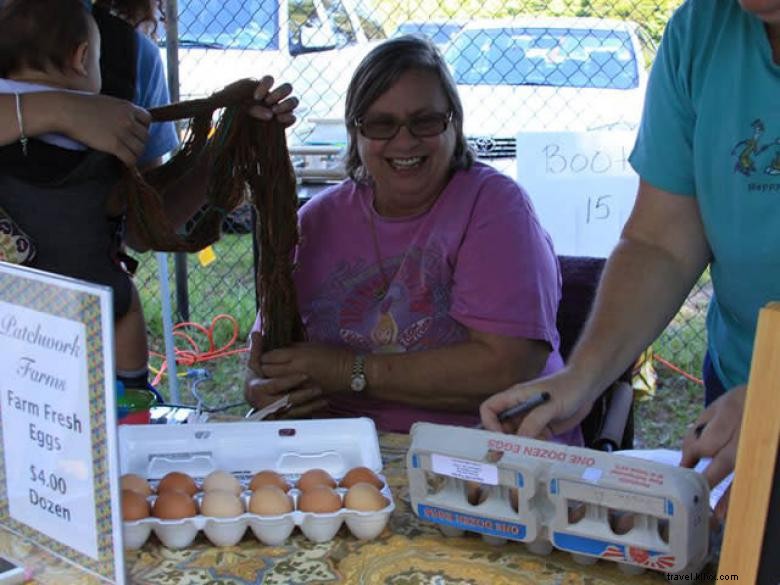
[256,328,550,413]
[0,92,150,165]
[126,76,299,251]
[365,330,548,411]
[481,180,712,435]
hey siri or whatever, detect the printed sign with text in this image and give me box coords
[0,263,124,583]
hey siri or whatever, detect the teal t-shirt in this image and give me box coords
[629,0,780,389]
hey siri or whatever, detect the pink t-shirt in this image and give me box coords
[254,163,567,434]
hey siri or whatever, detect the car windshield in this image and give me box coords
[173,0,280,50]
[446,26,639,90]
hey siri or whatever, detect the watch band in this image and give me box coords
[350,354,367,392]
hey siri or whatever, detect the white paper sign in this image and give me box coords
[517,130,639,258]
[431,453,499,485]
[0,263,123,583]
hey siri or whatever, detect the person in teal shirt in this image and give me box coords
[481,0,780,523]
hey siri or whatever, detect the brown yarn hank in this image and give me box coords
[125,78,305,351]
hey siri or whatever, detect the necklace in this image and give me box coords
[366,198,415,300]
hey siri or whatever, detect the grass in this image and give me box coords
[636,272,712,449]
[132,233,256,413]
[133,237,712,449]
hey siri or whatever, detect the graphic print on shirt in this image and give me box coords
[731,119,780,178]
[304,246,467,354]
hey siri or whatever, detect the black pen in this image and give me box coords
[496,391,551,423]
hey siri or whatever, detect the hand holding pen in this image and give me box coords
[496,391,551,423]
[478,371,591,439]
[475,391,550,430]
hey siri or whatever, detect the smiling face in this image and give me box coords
[356,69,456,217]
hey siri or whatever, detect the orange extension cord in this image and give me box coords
[149,314,248,386]
[653,354,704,386]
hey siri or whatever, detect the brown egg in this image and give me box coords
[121,489,150,521]
[121,473,153,496]
[344,482,388,512]
[200,490,244,517]
[298,485,342,514]
[296,468,336,492]
[248,485,294,516]
[339,466,383,490]
[568,500,588,524]
[157,471,198,497]
[465,481,488,505]
[152,490,198,519]
[249,470,290,493]
[509,488,519,512]
[202,470,242,496]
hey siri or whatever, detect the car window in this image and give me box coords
[174,0,280,50]
[446,26,639,90]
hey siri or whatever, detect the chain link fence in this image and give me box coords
[135,0,710,424]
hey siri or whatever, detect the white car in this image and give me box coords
[162,0,386,144]
[445,17,652,167]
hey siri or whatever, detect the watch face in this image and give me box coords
[351,374,367,392]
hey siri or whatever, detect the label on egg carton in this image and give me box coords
[123,476,395,550]
[406,423,711,575]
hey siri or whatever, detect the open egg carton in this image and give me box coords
[118,417,394,549]
[407,423,711,576]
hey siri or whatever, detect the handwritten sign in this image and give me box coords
[517,131,639,258]
[0,263,124,583]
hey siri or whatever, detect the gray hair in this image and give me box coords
[344,35,474,182]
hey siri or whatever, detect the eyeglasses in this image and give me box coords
[355,111,453,140]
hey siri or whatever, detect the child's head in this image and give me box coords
[0,0,101,93]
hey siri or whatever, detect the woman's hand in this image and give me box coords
[248,76,299,127]
[680,384,746,522]
[479,367,594,438]
[260,342,354,394]
[244,333,327,418]
[60,93,151,166]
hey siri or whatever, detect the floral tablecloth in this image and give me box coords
[1,433,674,584]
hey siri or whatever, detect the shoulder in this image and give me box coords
[135,32,162,67]
[299,180,364,223]
[664,0,744,48]
[134,32,166,87]
[452,162,523,192]
[452,162,533,211]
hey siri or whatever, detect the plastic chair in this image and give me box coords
[556,256,635,451]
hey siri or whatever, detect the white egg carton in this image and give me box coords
[118,418,395,549]
[407,423,711,576]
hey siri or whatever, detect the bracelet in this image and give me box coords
[14,92,28,156]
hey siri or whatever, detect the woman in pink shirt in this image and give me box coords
[246,36,574,437]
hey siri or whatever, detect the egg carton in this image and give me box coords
[118,418,395,549]
[406,423,710,576]
[123,482,394,549]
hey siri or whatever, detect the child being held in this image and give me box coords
[0,0,152,391]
